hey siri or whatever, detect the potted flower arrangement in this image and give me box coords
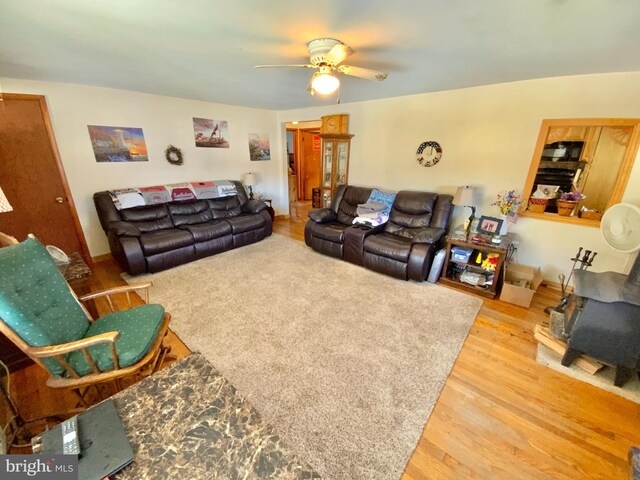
[491,190,521,234]
[556,189,586,216]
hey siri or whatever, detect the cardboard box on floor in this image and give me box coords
[500,263,543,308]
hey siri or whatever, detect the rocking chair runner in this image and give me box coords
[0,236,172,397]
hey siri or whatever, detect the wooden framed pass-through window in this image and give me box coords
[520,118,640,227]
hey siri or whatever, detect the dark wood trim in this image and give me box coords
[4,94,93,266]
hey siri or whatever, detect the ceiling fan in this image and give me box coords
[254,38,388,96]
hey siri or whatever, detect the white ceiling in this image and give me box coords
[1,0,639,110]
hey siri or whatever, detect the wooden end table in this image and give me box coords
[439,232,515,299]
[263,199,275,221]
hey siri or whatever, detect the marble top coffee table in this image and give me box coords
[112,352,319,479]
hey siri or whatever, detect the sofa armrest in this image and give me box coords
[412,227,445,244]
[108,221,141,237]
[308,208,337,224]
[242,200,268,214]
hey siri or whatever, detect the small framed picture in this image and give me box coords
[478,216,503,235]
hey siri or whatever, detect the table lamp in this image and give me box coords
[453,186,477,238]
[0,187,13,213]
[243,173,256,201]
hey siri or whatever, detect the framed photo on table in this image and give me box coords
[478,216,503,235]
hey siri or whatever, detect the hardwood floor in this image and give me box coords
[5,214,639,478]
[273,199,313,242]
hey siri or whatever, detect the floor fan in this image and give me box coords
[544,202,640,319]
[600,203,640,286]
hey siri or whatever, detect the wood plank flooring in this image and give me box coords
[5,212,639,478]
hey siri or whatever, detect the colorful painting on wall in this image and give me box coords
[248,133,271,161]
[88,125,148,162]
[193,117,230,148]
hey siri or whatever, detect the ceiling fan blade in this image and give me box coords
[254,64,316,69]
[325,43,353,66]
[307,75,315,96]
[337,65,388,81]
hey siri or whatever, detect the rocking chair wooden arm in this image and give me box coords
[24,331,120,358]
[78,283,153,312]
[79,283,152,302]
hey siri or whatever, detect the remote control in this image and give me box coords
[61,416,80,455]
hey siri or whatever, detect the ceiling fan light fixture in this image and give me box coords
[311,70,340,95]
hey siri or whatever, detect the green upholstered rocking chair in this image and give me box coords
[0,236,171,401]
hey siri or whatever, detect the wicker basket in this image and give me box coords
[557,200,578,216]
[579,209,603,221]
[527,197,549,214]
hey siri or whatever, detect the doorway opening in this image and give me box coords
[285,120,321,222]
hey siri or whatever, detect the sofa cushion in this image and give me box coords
[312,222,349,243]
[208,197,242,219]
[140,229,194,255]
[308,208,337,224]
[412,227,446,244]
[168,200,213,226]
[120,204,174,233]
[385,191,437,237]
[242,200,268,214]
[364,233,413,262]
[225,214,266,234]
[336,187,372,225]
[180,221,232,242]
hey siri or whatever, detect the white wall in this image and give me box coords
[277,72,640,281]
[1,78,283,257]
[4,73,640,280]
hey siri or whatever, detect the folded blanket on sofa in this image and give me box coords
[109,180,237,210]
[364,188,397,216]
[353,212,389,227]
[356,201,387,216]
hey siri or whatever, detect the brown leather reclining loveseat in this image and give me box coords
[94,180,271,275]
[305,185,453,281]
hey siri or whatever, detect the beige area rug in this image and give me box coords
[537,344,640,403]
[125,234,482,479]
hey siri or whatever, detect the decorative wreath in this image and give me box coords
[165,145,183,165]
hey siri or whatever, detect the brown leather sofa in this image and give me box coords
[94,180,271,275]
[305,185,453,281]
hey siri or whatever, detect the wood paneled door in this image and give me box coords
[0,93,89,259]
[300,130,321,201]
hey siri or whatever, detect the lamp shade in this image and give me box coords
[453,186,477,207]
[0,187,13,213]
[243,172,256,187]
[311,71,340,95]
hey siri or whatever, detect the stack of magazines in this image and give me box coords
[460,268,493,287]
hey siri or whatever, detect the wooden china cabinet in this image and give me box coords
[319,114,353,207]
[320,133,353,207]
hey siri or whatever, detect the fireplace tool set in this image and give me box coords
[545,247,597,338]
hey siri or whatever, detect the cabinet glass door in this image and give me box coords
[323,141,333,188]
[336,141,348,187]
